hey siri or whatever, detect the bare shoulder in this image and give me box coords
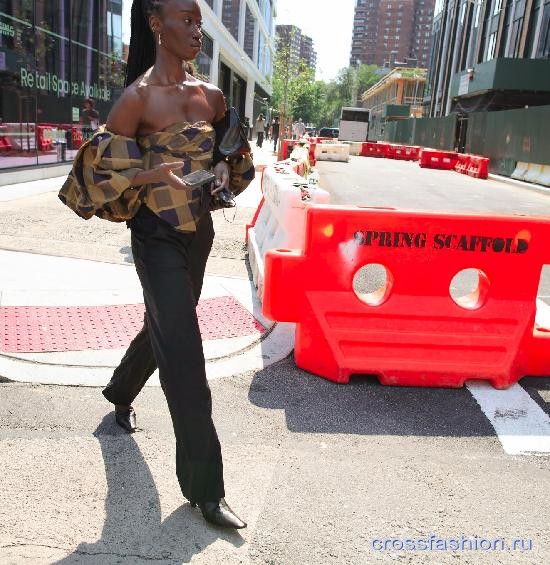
[192,77,227,120]
[106,81,147,137]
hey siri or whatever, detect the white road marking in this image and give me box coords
[467,381,550,455]
[465,299,550,456]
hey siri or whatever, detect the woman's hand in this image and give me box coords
[212,161,230,195]
[131,162,187,190]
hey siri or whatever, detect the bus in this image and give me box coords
[339,107,370,142]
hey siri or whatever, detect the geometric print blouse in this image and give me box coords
[59,121,217,232]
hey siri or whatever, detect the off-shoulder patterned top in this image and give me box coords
[59,121,218,233]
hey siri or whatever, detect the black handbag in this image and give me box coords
[213,107,251,161]
[211,108,255,208]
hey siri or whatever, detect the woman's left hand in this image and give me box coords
[212,161,230,194]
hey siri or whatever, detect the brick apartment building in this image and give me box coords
[276,24,317,70]
[350,0,435,68]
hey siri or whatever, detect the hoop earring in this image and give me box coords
[158,33,162,46]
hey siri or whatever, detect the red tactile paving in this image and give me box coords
[0,297,265,353]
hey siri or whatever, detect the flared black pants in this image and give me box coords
[102,205,225,503]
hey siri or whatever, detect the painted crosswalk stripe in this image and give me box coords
[467,381,550,455]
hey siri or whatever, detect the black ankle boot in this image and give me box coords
[114,405,137,433]
[192,498,247,529]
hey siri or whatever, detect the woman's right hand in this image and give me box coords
[151,162,188,190]
[131,162,187,190]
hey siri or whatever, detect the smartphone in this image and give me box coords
[181,169,217,187]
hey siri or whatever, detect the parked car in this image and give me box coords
[318,127,339,138]
[305,126,317,136]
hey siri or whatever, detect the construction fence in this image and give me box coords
[382,105,550,176]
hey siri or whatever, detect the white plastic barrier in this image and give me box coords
[314,143,350,162]
[511,161,529,181]
[537,165,550,187]
[523,163,544,184]
[247,163,330,301]
[348,142,363,156]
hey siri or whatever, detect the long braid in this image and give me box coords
[125,0,164,86]
[125,0,196,87]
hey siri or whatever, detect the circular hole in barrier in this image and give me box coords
[353,264,393,307]
[449,268,490,310]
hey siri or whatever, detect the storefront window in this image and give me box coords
[0,0,124,170]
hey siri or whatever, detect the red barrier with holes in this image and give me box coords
[419,148,458,170]
[281,139,295,160]
[263,205,550,388]
[455,153,470,175]
[393,145,420,161]
[72,126,84,149]
[467,155,489,179]
[361,141,387,157]
[37,125,54,151]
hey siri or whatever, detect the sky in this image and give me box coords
[122,0,355,81]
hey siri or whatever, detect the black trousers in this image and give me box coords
[256,131,264,147]
[102,205,225,503]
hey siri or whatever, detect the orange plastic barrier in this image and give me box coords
[281,138,295,160]
[361,141,387,157]
[392,144,420,161]
[419,148,458,170]
[0,131,12,151]
[455,153,470,174]
[467,155,489,179]
[263,205,550,388]
[71,126,84,149]
[37,125,54,151]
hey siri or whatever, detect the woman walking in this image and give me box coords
[255,113,266,148]
[61,0,248,529]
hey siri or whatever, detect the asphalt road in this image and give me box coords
[1,158,550,564]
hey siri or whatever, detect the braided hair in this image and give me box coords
[126,0,195,87]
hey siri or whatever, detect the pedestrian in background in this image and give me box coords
[271,116,280,152]
[255,113,266,148]
[294,117,306,139]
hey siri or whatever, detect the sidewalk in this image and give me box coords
[0,143,292,387]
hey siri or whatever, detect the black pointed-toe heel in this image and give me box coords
[193,498,247,529]
[114,405,137,433]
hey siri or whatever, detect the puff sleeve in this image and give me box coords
[58,128,145,222]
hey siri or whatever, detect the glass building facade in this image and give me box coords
[0,0,124,170]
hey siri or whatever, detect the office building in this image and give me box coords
[0,0,125,170]
[425,0,550,117]
[200,0,276,124]
[0,0,276,172]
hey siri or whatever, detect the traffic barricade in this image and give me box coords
[263,204,550,388]
[246,163,330,301]
[419,148,458,170]
[314,143,350,162]
[466,155,489,179]
[391,144,420,161]
[0,125,12,151]
[511,161,529,181]
[385,144,398,159]
[455,153,470,175]
[524,163,545,184]
[36,125,54,151]
[281,138,297,160]
[537,165,550,187]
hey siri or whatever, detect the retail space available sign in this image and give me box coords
[20,68,112,102]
